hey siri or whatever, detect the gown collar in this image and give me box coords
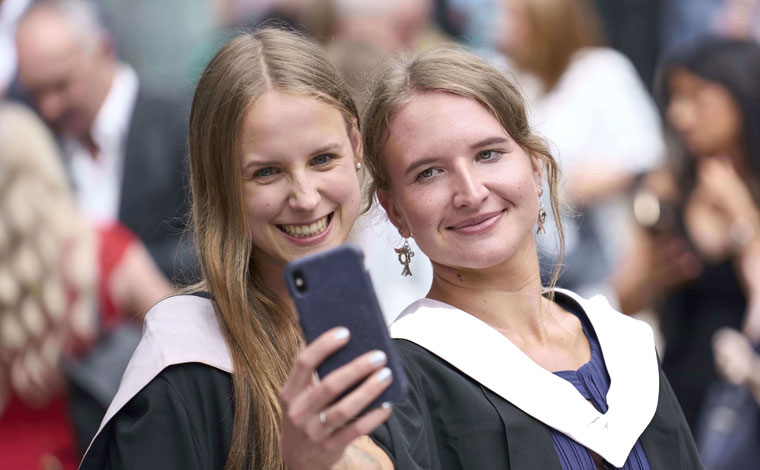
[389,288,659,468]
[82,295,232,461]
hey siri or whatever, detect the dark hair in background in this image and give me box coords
[658,38,760,189]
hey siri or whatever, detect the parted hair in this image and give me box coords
[187,27,359,470]
[361,45,565,287]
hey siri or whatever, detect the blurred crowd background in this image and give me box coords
[1,0,760,469]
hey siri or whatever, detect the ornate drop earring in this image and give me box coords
[394,239,415,276]
[537,198,547,234]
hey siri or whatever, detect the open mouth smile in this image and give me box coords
[277,212,333,239]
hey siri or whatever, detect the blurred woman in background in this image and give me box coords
[614,38,760,431]
[0,102,171,469]
[498,0,665,302]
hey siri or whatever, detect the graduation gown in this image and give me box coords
[370,290,703,469]
[79,295,235,470]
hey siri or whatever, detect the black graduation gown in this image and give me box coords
[371,339,702,470]
[79,362,233,470]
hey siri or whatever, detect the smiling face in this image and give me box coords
[239,91,362,272]
[378,91,542,271]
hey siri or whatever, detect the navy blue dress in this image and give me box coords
[551,305,651,469]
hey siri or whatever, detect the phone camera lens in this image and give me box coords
[293,271,307,293]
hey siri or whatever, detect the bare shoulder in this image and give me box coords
[331,436,394,470]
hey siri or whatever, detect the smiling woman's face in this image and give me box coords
[378,91,542,271]
[238,90,362,271]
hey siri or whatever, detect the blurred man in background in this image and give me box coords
[12,0,194,456]
[15,0,195,284]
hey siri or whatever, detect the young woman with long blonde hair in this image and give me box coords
[282,45,702,470]
[80,27,393,470]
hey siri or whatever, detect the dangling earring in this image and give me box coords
[537,198,547,234]
[355,161,362,171]
[394,239,414,276]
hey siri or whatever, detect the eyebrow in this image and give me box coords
[470,136,511,149]
[310,142,343,156]
[403,157,441,179]
[241,142,343,170]
[402,135,512,178]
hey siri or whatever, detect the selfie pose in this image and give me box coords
[79,28,393,470]
[285,46,703,469]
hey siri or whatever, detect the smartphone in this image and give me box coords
[284,243,408,411]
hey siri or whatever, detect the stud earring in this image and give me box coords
[394,239,414,276]
[537,198,547,234]
[355,161,362,171]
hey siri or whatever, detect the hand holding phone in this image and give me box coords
[284,243,408,411]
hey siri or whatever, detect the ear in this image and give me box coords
[349,119,364,166]
[530,152,543,194]
[378,188,411,238]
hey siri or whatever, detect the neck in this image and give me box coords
[426,238,552,342]
[724,142,760,201]
[79,61,118,157]
[251,254,295,314]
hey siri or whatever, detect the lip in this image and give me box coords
[446,210,505,235]
[277,212,334,246]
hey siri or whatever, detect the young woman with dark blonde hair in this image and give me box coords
[79,27,393,470]
[283,45,702,469]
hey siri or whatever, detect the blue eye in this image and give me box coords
[416,167,441,181]
[253,167,280,179]
[311,154,335,166]
[476,150,499,161]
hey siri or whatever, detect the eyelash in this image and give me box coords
[476,150,501,162]
[311,153,337,166]
[253,167,280,179]
[414,150,503,182]
[250,154,338,181]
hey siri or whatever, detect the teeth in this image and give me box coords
[279,215,329,238]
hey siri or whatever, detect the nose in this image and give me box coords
[667,97,694,135]
[288,171,321,212]
[452,166,489,208]
[38,90,65,124]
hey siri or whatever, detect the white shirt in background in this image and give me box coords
[65,64,138,224]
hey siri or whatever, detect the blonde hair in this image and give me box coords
[0,103,96,410]
[511,0,603,91]
[187,27,359,470]
[361,45,565,288]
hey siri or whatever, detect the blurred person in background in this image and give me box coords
[0,0,31,99]
[661,0,760,56]
[613,38,760,432]
[14,0,195,285]
[327,0,446,321]
[498,0,665,303]
[0,102,171,469]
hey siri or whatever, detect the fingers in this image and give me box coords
[327,402,394,452]
[713,328,753,384]
[289,351,390,441]
[280,327,350,402]
[305,365,393,441]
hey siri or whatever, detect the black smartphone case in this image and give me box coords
[284,243,408,411]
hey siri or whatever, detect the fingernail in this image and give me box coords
[369,351,387,366]
[377,367,392,383]
[334,327,350,340]
[381,401,392,409]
